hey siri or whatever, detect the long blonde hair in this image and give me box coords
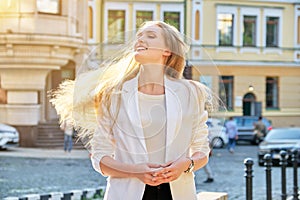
[94,21,189,119]
[50,21,189,148]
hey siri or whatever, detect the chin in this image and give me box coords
[134,53,149,63]
[134,53,143,63]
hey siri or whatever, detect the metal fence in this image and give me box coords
[244,149,299,200]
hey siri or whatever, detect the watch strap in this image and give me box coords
[184,157,194,173]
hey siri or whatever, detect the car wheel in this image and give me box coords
[0,146,7,150]
[211,137,224,148]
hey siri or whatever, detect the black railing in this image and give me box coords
[244,149,299,200]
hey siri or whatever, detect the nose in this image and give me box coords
[137,34,146,43]
[137,37,144,43]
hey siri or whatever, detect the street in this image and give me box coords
[0,144,299,200]
[195,143,299,200]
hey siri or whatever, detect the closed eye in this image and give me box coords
[147,34,156,38]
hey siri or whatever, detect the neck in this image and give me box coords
[138,64,165,95]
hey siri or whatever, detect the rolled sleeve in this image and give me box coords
[188,80,210,158]
[90,114,115,176]
[190,110,210,157]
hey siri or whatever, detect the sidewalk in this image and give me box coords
[0,146,90,159]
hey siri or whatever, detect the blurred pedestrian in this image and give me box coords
[203,146,214,183]
[225,117,238,154]
[254,116,267,139]
[60,119,73,152]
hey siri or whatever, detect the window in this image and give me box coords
[218,14,234,46]
[240,7,260,49]
[266,17,279,47]
[108,10,125,43]
[37,0,60,14]
[219,76,234,110]
[243,16,256,47]
[61,69,74,80]
[164,12,180,31]
[266,77,279,109]
[298,16,300,44]
[136,11,153,29]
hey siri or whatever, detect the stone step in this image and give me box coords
[36,138,64,143]
[197,192,228,200]
[34,144,84,149]
[35,121,85,149]
[35,140,84,149]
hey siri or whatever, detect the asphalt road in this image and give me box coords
[0,144,299,200]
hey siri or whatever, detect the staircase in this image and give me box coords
[35,121,84,149]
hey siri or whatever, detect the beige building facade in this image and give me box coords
[190,0,300,127]
[0,0,88,146]
[89,0,300,127]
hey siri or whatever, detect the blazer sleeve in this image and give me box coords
[90,108,115,176]
[189,81,210,157]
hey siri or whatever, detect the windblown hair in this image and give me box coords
[50,21,190,149]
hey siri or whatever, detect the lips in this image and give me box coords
[135,46,148,52]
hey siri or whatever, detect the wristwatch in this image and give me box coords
[184,157,195,173]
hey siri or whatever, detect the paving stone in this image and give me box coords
[1,145,299,200]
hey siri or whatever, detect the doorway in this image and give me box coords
[243,93,256,116]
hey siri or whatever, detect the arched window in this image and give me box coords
[88,6,93,39]
[298,15,300,44]
[0,77,7,104]
[195,10,200,41]
[243,93,256,102]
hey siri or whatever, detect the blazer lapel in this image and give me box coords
[165,77,182,161]
[122,76,148,153]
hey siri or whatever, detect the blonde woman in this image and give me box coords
[51,21,211,200]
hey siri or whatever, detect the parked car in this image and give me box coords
[231,116,272,145]
[0,123,19,149]
[257,127,300,166]
[207,118,228,148]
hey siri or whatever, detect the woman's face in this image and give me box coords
[134,24,171,65]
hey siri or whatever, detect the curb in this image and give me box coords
[3,187,106,200]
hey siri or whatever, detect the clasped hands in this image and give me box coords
[135,157,190,186]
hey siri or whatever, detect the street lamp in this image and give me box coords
[248,85,254,92]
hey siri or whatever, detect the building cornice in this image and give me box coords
[216,3,284,9]
[191,60,300,67]
[248,0,300,4]
[103,0,184,2]
[217,0,299,5]
[0,33,84,48]
[0,33,85,66]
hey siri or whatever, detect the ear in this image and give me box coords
[162,49,171,57]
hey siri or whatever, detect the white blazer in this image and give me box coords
[91,75,209,200]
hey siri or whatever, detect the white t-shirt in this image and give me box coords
[138,91,166,164]
[61,121,73,136]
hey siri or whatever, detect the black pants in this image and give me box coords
[142,183,173,200]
